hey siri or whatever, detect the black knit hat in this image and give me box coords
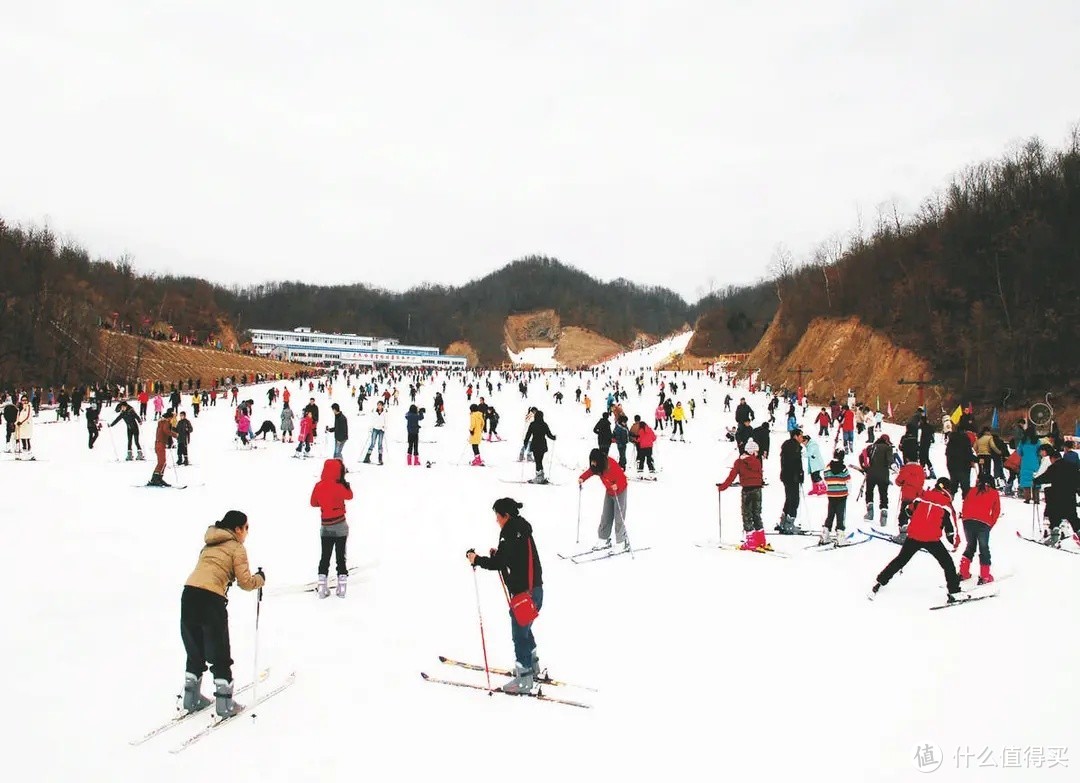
[216,510,248,530]
[492,498,523,516]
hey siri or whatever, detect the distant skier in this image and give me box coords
[468,404,485,466]
[280,403,295,443]
[593,412,613,455]
[326,403,348,460]
[363,400,387,465]
[180,510,265,717]
[466,497,543,694]
[14,395,34,460]
[777,429,804,533]
[149,409,177,486]
[405,404,425,465]
[110,402,144,461]
[176,411,193,466]
[85,400,102,449]
[524,409,556,483]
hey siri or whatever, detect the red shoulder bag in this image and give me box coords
[507,539,539,626]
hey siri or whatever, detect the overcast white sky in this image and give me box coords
[2,1,1077,302]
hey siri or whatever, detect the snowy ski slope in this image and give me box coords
[2,366,1076,782]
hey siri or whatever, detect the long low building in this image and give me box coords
[250,327,467,369]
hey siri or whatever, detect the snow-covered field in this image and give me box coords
[2,358,1076,782]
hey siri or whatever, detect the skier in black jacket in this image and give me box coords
[1033,447,1080,543]
[734,398,755,426]
[593,412,613,455]
[326,403,348,460]
[467,498,543,694]
[524,410,556,483]
[777,429,804,533]
[85,402,102,449]
[2,395,17,449]
[110,402,144,460]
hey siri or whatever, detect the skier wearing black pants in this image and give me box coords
[864,434,894,525]
[85,403,101,449]
[871,478,962,603]
[180,511,265,717]
[778,429,804,533]
[110,402,144,460]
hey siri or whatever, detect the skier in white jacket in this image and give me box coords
[362,400,388,465]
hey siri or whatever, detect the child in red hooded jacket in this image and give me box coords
[958,475,1001,584]
[310,458,353,598]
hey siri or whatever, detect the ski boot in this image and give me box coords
[362,453,371,464]
[136,450,146,461]
[879,508,888,527]
[126,450,134,462]
[336,573,348,598]
[777,515,798,535]
[500,664,535,695]
[977,563,993,586]
[528,471,547,484]
[316,574,330,599]
[958,556,972,581]
[148,473,169,487]
[835,527,851,546]
[182,673,212,713]
[591,538,612,551]
[868,581,883,600]
[818,527,834,546]
[378,453,384,466]
[864,502,875,522]
[213,679,243,718]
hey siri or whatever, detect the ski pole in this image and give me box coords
[717,485,723,544]
[614,493,635,560]
[469,561,493,693]
[251,567,264,719]
[576,484,583,544]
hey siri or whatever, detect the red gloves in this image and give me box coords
[951,533,961,551]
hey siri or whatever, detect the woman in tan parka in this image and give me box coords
[180,510,265,718]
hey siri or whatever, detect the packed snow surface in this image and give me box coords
[506,345,559,368]
[3,359,1077,782]
[599,330,694,371]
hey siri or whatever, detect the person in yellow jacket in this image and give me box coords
[468,403,485,466]
[180,510,265,718]
[671,402,687,441]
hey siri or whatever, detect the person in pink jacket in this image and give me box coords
[152,394,165,420]
[654,404,666,431]
[236,410,251,445]
[294,410,315,456]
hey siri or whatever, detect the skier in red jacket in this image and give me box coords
[579,449,630,551]
[310,458,353,598]
[958,476,1001,584]
[717,439,769,551]
[871,478,962,603]
[894,455,927,531]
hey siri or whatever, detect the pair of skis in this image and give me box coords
[557,545,649,564]
[1015,530,1080,555]
[421,656,592,709]
[129,669,296,753]
[695,540,790,558]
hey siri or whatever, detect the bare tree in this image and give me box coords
[767,243,795,303]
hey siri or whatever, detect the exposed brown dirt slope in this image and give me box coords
[445,341,479,367]
[554,327,624,367]
[97,331,309,387]
[743,315,936,418]
[504,310,560,353]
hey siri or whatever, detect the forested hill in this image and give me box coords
[747,129,1080,411]
[1,234,737,382]
[225,257,694,363]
